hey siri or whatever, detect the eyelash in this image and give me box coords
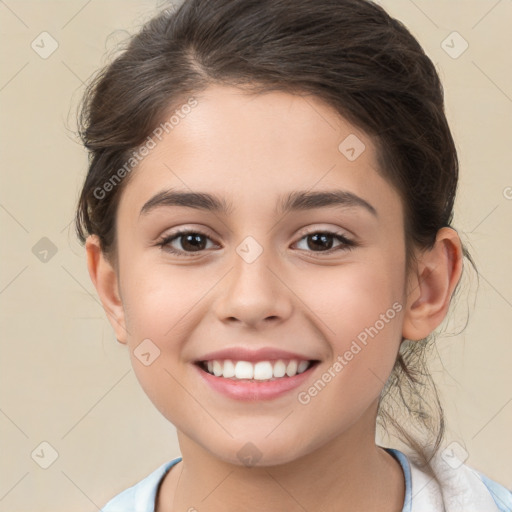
[155,229,358,257]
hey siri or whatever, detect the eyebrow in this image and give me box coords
[139,188,378,218]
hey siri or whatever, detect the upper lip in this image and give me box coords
[195,347,319,363]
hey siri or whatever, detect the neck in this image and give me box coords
[157,401,405,512]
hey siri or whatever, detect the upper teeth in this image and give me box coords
[205,359,311,380]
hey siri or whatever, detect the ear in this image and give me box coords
[402,227,463,341]
[85,235,128,344]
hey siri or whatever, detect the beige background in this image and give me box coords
[0,0,511,510]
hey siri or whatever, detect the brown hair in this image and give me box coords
[75,0,477,474]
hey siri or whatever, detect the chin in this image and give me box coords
[203,432,310,468]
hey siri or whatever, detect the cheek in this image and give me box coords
[121,261,200,340]
[120,261,220,407]
[299,257,405,396]
[301,257,404,339]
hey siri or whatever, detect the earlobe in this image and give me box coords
[85,235,128,344]
[402,227,463,342]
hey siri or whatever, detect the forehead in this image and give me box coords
[118,84,400,222]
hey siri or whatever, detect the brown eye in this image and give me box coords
[294,231,356,254]
[157,230,217,256]
[178,233,207,251]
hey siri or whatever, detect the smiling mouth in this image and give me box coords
[196,359,320,382]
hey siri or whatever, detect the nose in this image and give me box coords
[212,243,294,329]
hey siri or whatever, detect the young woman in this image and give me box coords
[75,0,512,510]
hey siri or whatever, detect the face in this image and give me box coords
[110,85,409,466]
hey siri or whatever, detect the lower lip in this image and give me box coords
[194,363,317,401]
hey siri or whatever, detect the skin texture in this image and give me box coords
[86,85,463,511]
